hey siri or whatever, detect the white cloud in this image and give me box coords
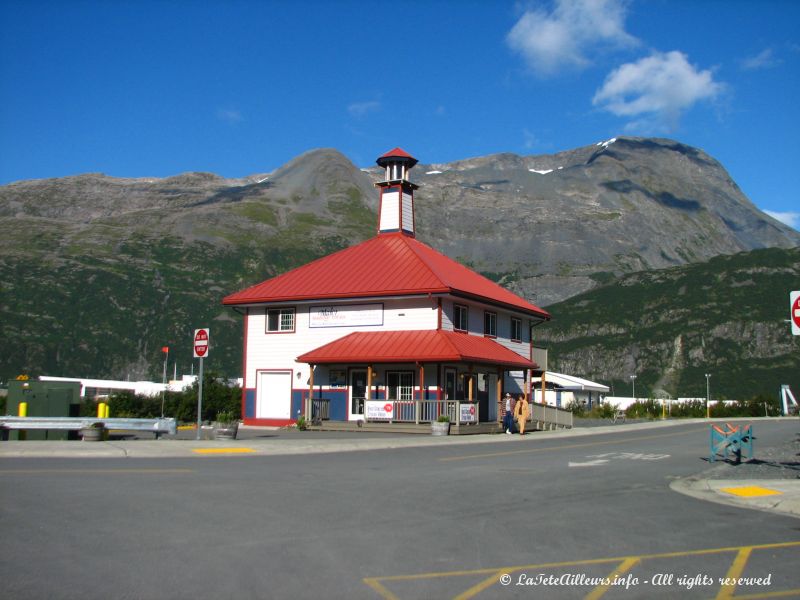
[740,48,780,71]
[506,0,638,76]
[217,108,243,123]
[592,51,722,132]
[523,128,539,150]
[764,210,800,230]
[347,100,381,118]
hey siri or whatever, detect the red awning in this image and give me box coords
[297,329,536,369]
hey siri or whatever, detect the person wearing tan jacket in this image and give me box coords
[514,393,529,435]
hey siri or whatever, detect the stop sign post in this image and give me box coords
[194,328,209,439]
[791,292,800,336]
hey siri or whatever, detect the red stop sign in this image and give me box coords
[194,328,209,358]
[792,294,800,332]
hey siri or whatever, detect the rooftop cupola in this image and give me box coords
[376,147,419,237]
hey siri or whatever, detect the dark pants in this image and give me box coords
[503,412,515,433]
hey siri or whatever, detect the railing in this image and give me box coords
[366,400,473,424]
[529,404,573,429]
[361,399,571,429]
[311,398,330,422]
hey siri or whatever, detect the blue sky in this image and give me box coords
[1,0,798,229]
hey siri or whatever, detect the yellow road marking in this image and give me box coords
[720,485,783,498]
[717,546,753,600]
[362,577,402,600]
[363,541,800,600]
[191,447,256,455]
[439,428,699,462]
[733,590,800,599]
[452,569,508,600]
[585,557,640,600]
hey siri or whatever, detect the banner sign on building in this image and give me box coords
[309,303,384,328]
[460,403,477,423]
[366,400,393,420]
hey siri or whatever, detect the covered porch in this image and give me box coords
[296,329,540,427]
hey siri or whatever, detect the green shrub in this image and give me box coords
[626,399,661,419]
[96,372,241,424]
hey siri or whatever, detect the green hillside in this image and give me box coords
[536,247,800,400]
[0,200,374,383]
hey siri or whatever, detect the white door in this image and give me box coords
[257,371,292,419]
[350,370,367,421]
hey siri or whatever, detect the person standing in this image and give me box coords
[514,393,529,435]
[503,393,515,434]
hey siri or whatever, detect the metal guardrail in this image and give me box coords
[0,416,177,436]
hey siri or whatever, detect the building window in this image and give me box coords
[511,317,522,342]
[386,371,414,401]
[484,311,497,337]
[454,304,468,332]
[267,307,295,333]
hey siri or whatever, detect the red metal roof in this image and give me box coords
[377,147,417,162]
[222,232,549,319]
[297,329,537,368]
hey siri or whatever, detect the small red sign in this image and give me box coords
[384,403,393,413]
[194,328,210,358]
[792,293,800,335]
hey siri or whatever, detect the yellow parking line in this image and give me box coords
[716,546,753,600]
[363,541,800,599]
[733,590,800,599]
[362,577,402,600]
[452,568,508,600]
[192,448,256,455]
[586,557,640,600]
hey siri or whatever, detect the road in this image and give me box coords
[1,420,798,599]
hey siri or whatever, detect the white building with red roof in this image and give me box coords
[223,148,551,427]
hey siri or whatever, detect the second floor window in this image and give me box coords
[484,311,497,337]
[511,317,522,342]
[454,304,468,331]
[267,308,295,333]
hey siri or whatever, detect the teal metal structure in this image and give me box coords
[709,423,754,464]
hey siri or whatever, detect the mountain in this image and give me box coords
[536,247,800,400]
[0,149,377,381]
[404,137,800,305]
[0,137,797,383]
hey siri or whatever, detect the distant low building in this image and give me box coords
[38,375,197,398]
[531,371,610,409]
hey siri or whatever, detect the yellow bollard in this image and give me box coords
[103,403,110,419]
[18,402,27,440]
[97,402,106,418]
